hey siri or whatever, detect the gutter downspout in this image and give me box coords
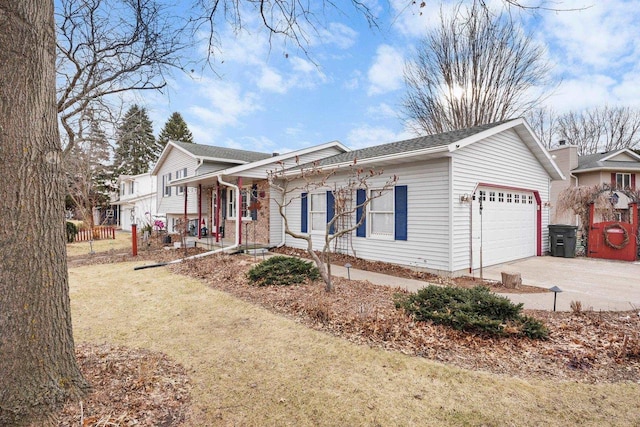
[217,175,241,249]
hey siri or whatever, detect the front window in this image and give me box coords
[120,183,125,196]
[176,168,187,195]
[616,173,631,189]
[227,188,251,219]
[369,189,394,237]
[310,193,326,232]
[162,173,171,197]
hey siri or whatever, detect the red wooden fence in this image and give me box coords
[74,227,116,242]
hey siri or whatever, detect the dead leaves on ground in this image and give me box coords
[172,254,640,384]
[58,344,191,427]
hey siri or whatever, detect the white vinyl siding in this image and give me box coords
[155,148,199,217]
[451,129,551,273]
[284,159,451,272]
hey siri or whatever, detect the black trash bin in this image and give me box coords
[548,224,578,258]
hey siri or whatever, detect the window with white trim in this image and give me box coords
[162,173,171,197]
[309,193,326,232]
[616,173,631,189]
[227,188,252,220]
[369,189,394,237]
[129,181,135,194]
[176,168,187,195]
[120,183,126,196]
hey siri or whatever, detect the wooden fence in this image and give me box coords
[74,227,116,242]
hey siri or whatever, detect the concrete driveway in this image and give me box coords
[482,256,640,312]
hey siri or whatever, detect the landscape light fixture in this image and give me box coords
[549,286,563,312]
[344,263,352,280]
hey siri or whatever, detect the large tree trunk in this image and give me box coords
[0,1,89,425]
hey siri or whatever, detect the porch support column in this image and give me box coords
[198,184,202,238]
[237,177,242,245]
[183,186,188,235]
[215,184,220,243]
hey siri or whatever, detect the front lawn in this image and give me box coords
[66,255,640,426]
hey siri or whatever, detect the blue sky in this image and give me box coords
[133,0,640,154]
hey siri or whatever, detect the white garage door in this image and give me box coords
[472,187,537,269]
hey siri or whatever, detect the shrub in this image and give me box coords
[66,221,78,243]
[394,285,548,339]
[247,256,320,286]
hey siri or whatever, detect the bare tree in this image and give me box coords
[0,0,577,424]
[556,106,640,155]
[526,106,558,149]
[269,160,397,292]
[56,0,188,156]
[402,1,552,135]
[66,110,113,228]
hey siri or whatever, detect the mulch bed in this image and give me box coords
[171,252,640,384]
[271,246,548,294]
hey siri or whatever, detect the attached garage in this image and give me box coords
[471,185,539,270]
[281,118,564,276]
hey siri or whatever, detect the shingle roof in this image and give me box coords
[575,149,640,172]
[172,141,272,163]
[310,120,513,167]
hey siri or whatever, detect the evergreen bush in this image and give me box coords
[394,285,548,339]
[247,256,320,286]
[66,221,78,243]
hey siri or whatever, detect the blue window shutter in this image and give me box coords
[356,189,366,237]
[301,192,308,233]
[395,185,408,241]
[327,191,335,234]
[250,184,258,221]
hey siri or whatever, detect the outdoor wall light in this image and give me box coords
[459,194,470,203]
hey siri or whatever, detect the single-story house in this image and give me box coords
[550,144,640,225]
[278,118,563,276]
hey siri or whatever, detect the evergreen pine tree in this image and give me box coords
[113,105,159,176]
[65,110,114,226]
[158,111,194,150]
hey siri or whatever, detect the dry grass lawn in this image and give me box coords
[66,230,132,257]
[69,262,640,426]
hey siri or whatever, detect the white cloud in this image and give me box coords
[346,124,412,149]
[538,1,640,76]
[388,0,442,39]
[367,44,405,95]
[542,74,617,112]
[316,22,358,50]
[257,67,286,93]
[366,102,398,120]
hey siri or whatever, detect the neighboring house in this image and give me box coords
[151,141,273,234]
[113,173,157,232]
[171,140,350,246]
[279,118,563,276]
[550,144,640,225]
